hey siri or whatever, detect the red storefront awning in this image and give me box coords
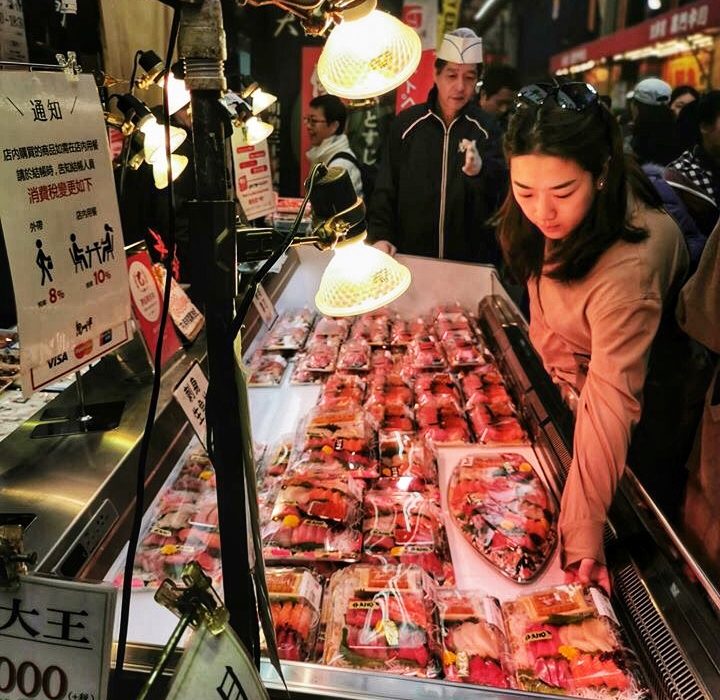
[549,0,720,73]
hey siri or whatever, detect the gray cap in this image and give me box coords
[628,77,672,106]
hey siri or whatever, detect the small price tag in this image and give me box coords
[253,283,277,327]
[55,0,78,13]
[589,587,619,626]
[173,361,208,447]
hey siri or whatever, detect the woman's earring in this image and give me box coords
[597,178,606,190]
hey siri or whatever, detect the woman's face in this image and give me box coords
[510,154,597,240]
[670,93,696,118]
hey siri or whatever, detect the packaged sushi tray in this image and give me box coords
[502,584,647,699]
[318,374,366,410]
[289,406,379,479]
[117,448,221,587]
[321,564,442,677]
[262,472,364,563]
[336,339,372,372]
[376,430,438,490]
[263,308,314,352]
[362,489,452,584]
[436,589,511,688]
[460,365,530,445]
[350,311,390,346]
[247,351,288,387]
[265,567,324,662]
[447,453,557,583]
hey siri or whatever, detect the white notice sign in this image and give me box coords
[166,624,269,700]
[0,0,29,62]
[252,283,277,327]
[231,133,275,221]
[0,72,132,395]
[173,360,208,447]
[0,574,116,700]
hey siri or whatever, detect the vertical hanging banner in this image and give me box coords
[0,574,116,700]
[0,0,29,62]
[231,133,275,221]
[395,0,438,113]
[438,0,460,47]
[0,72,132,395]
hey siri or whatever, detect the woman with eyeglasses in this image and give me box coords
[498,83,707,593]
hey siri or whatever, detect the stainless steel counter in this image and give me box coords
[0,332,203,579]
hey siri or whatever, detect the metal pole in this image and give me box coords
[178,0,259,660]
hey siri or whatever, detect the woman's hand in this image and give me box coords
[372,240,397,256]
[564,558,611,595]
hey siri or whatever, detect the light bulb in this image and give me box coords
[242,116,274,146]
[647,0,662,9]
[318,10,421,100]
[251,88,277,115]
[152,153,189,189]
[315,237,411,316]
[141,118,187,164]
[165,73,191,115]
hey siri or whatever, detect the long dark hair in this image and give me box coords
[497,96,661,284]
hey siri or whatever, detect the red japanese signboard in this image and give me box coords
[549,0,720,72]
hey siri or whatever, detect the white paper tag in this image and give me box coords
[253,283,277,327]
[173,361,208,447]
[483,597,505,631]
[590,587,619,626]
[55,0,78,13]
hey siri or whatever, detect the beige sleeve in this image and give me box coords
[559,297,662,568]
[677,218,720,353]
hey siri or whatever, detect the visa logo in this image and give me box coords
[47,351,68,368]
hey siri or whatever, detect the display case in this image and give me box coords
[2,249,719,700]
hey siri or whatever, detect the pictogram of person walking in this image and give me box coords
[35,239,53,286]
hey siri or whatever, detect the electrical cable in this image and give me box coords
[231,163,324,341]
[112,11,180,691]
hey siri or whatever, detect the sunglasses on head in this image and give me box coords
[515,82,599,112]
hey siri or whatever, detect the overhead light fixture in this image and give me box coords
[306,166,411,316]
[241,116,274,146]
[647,0,662,9]
[240,80,278,115]
[137,50,191,115]
[152,153,189,189]
[317,0,421,99]
[141,119,187,165]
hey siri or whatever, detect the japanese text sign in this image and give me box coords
[0,0,28,62]
[166,623,269,700]
[0,574,116,700]
[252,283,277,328]
[231,133,275,221]
[173,361,208,447]
[0,72,132,395]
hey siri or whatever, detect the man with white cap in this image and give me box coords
[367,28,505,263]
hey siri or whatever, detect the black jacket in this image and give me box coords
[368,87,506,263]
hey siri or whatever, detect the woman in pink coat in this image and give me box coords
[497,82,704,592]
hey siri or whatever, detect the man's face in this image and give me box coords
[701,115,720,160]
[480,86,516,117]
[305,106,337,147]
[435,62,478,122]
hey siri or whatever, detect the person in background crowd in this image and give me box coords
[668,90,720,206]
[305,94,363,197]
[670,85,699,119]
[368,28,505,263]
[627,77,682,165]
[498,81,706,592]
[478,63,522,131]
[677,216,720,581]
